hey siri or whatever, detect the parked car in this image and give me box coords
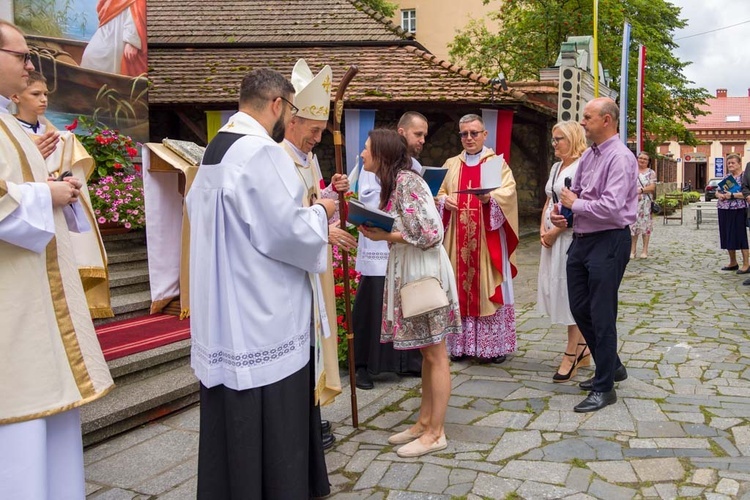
[704,178,722,201]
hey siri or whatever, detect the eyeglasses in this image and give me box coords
[0,48,32,65]
[276,96,299,116]
[551,136,566,145]
[459,130,484,139]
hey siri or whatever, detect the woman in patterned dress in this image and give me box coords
[630,152,657,258]
[358,129,461,458]
[716,153,749,273]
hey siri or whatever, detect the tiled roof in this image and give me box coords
[147,0,406,44]
[148,45,549,112]
[689,96,750,130]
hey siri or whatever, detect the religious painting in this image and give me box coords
[13,0,149,143]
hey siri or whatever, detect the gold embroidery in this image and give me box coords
[300,104,330,117]
[3,118,96,400]
[458,196,479,306]
[321,74,332,94]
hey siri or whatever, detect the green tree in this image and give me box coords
[356,0,398,17]
[449,0,710,150]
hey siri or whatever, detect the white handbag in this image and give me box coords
[399,276,449,319]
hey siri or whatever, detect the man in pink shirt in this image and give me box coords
[552,97,638,412]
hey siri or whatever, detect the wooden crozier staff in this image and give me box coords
[332,65,360,427]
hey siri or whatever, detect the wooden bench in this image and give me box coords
[691,201,718,229]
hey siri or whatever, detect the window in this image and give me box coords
[401,9,416,33]
[726,115,740,122]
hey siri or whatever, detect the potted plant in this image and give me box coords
[67,116,146,231]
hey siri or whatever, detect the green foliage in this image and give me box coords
[357,0,398,17]
[332,223,362,364]
[69,116,145,229]
[70,115,139,181]
[684,191,701,203]
[449,0,710,150]
[14,0,87,37]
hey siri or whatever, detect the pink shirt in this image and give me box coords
[570,135,638,233]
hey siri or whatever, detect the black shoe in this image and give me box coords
[449,355,466,362]
[476,355,507,364]
[322,431,336,450]
[552,352,578,382]
[321,419,331,434]
[355,368,374,390]
[574,390,617,412]
[579,365,628,390]
[744,278,750,286]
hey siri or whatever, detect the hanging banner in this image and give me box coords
[481,109,514,163]
[619,22,631,146]
[636,44,647,152]
[344,109,376,175]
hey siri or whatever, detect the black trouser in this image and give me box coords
[197,365,310,500]
[566,227,630,393]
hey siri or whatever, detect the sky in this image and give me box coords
[670,0,750,97]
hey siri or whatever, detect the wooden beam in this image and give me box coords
[176,111,208,144]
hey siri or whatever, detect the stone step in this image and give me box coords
[81,340,198,446]
[107,246,148,266]
[108,267,151,296]
[100,229,147,252]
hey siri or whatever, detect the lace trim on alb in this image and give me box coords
[192,334,308,369]
[359,250,390,261]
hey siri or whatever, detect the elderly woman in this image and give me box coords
[716,153,749,273]
[631,152,657,259]
[537,121,590,382]
[358,129,461,458]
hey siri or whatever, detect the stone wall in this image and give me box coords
[151,106,554,233]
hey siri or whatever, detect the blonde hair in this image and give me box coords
[727,153,741,164]
[552,120,587,159]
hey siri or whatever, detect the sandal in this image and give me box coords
[576,343,591,367]
[553,352,578,382]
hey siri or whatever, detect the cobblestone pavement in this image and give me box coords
[85,215,750,499]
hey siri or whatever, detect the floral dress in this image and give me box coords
[630,167,656,236]
[381,170,462,350]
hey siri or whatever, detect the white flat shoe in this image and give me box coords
[397,434,447,458]
[388,428,424,445]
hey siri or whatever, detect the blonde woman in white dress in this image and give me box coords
[537,121,590,382]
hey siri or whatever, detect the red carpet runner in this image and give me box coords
[95,314,190,361]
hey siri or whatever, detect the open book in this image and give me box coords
[420,166,449,196]
[454,155,504,195]
[347,199,395,232]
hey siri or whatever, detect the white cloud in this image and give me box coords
[670,0,750,97]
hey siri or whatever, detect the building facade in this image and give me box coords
[390,0,500,63]
[660,89,750,189]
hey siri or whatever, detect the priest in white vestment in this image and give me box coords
[187,68,337,499]
[0,21,114,500]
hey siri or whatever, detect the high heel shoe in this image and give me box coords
[553,352,578,382]
[576,343,591,367]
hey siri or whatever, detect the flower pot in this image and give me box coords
[98,221,131,236]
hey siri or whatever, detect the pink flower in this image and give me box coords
[124,222,131,229]
[98,217,106,224]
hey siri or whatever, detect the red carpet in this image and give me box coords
[95,314,190,361]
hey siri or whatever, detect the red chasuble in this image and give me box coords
[453,159,510,317]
